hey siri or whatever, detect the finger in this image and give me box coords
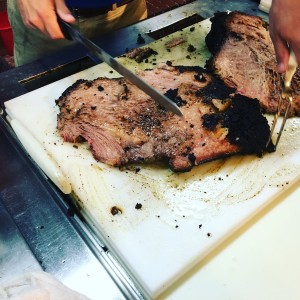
[24,11,48,35]
[17,1,42,30]
[271,34,290,73]
[25,15,45,31]
[56,0,75,23]
[43,9,65,39]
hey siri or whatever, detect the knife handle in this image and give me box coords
[57,15,73,40]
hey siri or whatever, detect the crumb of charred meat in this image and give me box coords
[111,206,122,215]
[126,47,158,63]
[165,37,186,49]
[135,203,142,209]
[137,33,145,44]
[56,64,273,172]
[187,44,196,52]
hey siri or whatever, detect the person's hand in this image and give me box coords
[269,0,300,73]
[17,0,75,39]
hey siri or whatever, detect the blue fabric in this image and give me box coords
[66,0,122,8]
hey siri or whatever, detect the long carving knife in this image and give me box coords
[57,18,183,116]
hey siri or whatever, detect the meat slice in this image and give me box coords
[56,64,272,172]
[205,11,300,116]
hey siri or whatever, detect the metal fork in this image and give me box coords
[267,49,298,149]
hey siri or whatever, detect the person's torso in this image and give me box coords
[65,0,122,8]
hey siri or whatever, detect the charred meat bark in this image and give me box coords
[56,64,272,172]
[205,11,300,116]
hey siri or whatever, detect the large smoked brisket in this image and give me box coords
[56,64,271,172]
[205,11,300,116]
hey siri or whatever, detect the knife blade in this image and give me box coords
[57,17,183,116]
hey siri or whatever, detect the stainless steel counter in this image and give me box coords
[0,1,267,299]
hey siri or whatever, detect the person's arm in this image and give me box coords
[269,0,300,73]
[17,0,75,39]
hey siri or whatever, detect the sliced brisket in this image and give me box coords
[205,11,300,116]
[56,64,272,172]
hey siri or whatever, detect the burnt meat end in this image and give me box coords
[223,95,273,155]
[164,89,187,107]
[196,76,236,103]
[205,12,230,55]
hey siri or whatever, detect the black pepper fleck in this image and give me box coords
[97,85,104,91]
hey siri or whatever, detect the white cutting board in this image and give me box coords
[5,19,300,298]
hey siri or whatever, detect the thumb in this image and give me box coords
[273,36,289,73]
[55,0,75,23]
